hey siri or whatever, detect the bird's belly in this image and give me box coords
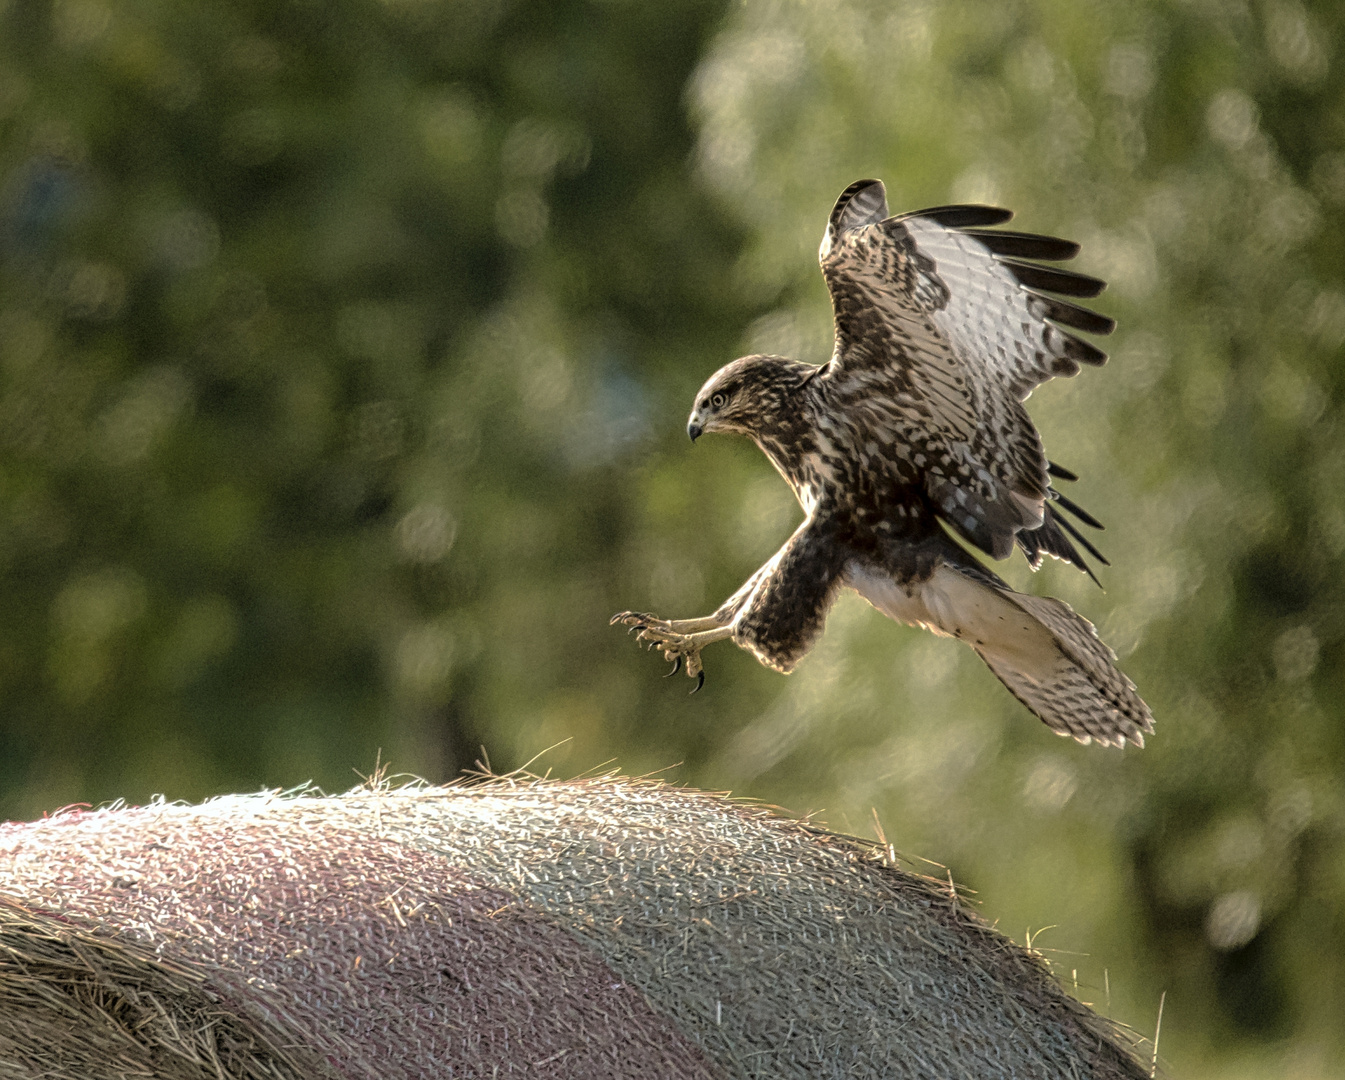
[847,561,971,637]
[845,562,1059,681]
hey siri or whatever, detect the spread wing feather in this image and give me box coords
[819,179,1115,564]
[1011,461,1109,580]
[1017,503,1108,584]
[911,205,1015,228]
[998,259,1107,298]
[961,229,1080,261]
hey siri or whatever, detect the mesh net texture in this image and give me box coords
[0,777,1149,1079]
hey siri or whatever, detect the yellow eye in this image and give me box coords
[711,392,727,409]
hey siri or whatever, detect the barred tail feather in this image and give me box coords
[850,558,1153,748]
[975,589,1153,748]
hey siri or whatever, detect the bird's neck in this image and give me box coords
[748,377,821,493]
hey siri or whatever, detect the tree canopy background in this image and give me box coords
[2,0,1344,1074]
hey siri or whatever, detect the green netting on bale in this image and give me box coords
[0,779,1149,1079]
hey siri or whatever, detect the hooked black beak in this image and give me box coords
[687,422,703,442]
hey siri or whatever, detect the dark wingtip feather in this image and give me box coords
[1059,333,1109,366]
[1017,506,1106,586]
[1000,258,1107,298]
[1049,354,1082,378]
[1030,292,1117,336]
[1053,491,1105,531]
[1055,512,1111,568]
[1047,461,1078,482]
[963,229,1080,262]
[907,204,1015,228]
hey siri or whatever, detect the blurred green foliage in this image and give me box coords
[2,0,1345,1075]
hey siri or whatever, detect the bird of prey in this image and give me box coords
[613,179,1152,747]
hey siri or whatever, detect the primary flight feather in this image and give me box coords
[613,179,1152,748]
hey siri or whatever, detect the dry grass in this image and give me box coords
[0,901,329,1080]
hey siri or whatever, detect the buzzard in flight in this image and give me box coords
[613,180,1152,748]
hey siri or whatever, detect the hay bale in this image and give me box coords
[0,778,1146,1079]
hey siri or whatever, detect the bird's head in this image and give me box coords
[686,354,816,442]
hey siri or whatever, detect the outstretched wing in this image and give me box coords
[818,179,1114,564]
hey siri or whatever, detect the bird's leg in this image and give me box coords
[609,611,733,690]
[610,611,727,634]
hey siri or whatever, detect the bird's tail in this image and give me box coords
[905,562,1153,747]
[975,589,1151,747]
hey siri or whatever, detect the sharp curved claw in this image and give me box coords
[627,623,647,635]
[691,670,705,695]
[664,654,683,678]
